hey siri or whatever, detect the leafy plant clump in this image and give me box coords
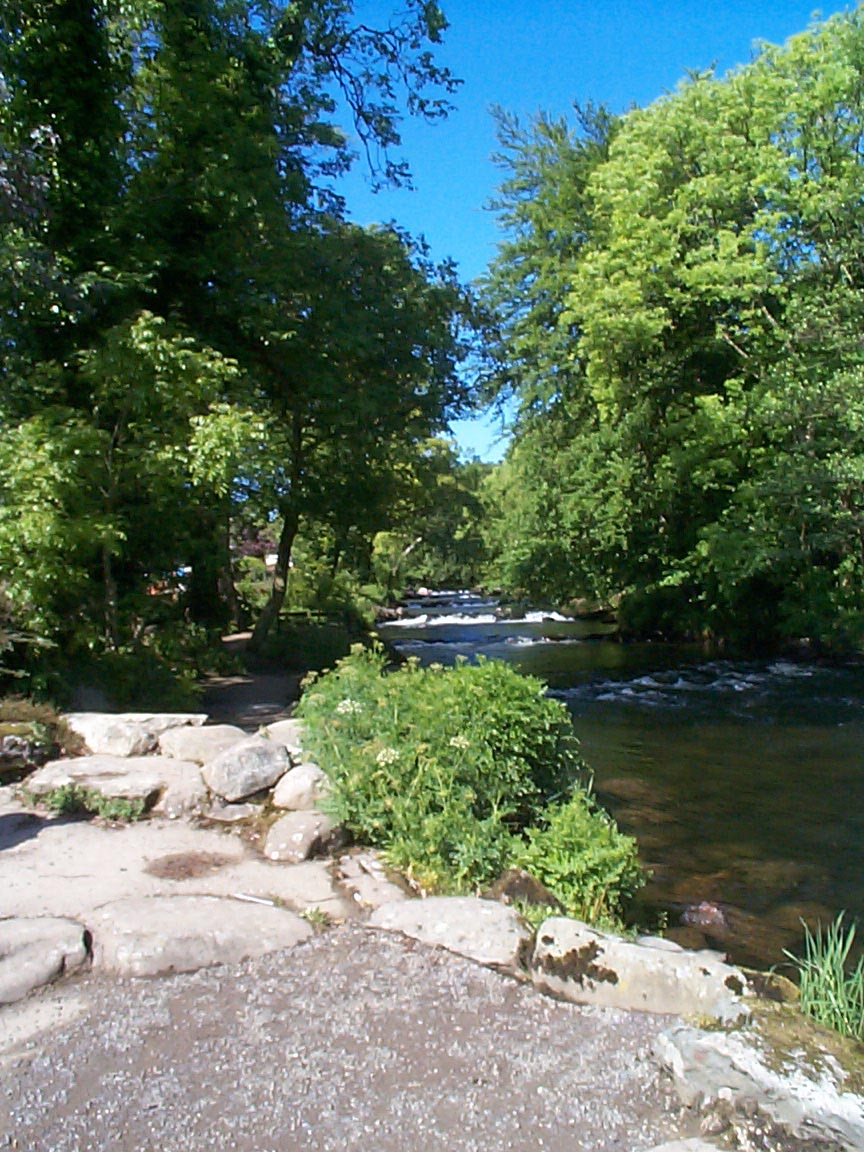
[512,791,644,926]
[296,646,643,921]
[785,915,864,1042]
[38,783,146,823]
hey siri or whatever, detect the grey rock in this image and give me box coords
[271,763,327,810]
[263,811,336,862]
[63,712,206,757]
[201,799,264,824]
[263,718,306,757]
[0,916,90,1004]
[91,894,313,976]
[336,850,409,910]
[202,736,289,801]
[24,755,167,808]
[152,761,209,820]
[656,1023,864,1151]
[158,723,246,764]
[531,918,750,1023]
[369,896,532,971]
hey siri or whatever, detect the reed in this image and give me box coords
[786,914,864,1042]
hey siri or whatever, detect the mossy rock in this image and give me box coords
[749,998,864,1097]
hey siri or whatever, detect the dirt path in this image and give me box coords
[200,633,301,730]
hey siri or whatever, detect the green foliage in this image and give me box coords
[46,640,206,712]
[258,619,365,675]
[0,695,85,760]
[513,791,644,925]
[296,647,641,920]
[483,10,864,649]
[785,915,864,1042]
[0,0,473,675]
[38,783,146,823]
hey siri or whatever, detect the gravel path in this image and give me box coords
[0,923,700,1152]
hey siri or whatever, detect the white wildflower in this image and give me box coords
[336,698,363,715]
[449,734,470,750]
[376,746,400,766]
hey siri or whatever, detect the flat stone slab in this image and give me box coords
[202,736,289,801]
[656,1023,864,1151]
[24,755,179,808]
[264,811,336,862]
[0,917,90,1004]
[271,763,327,810]
[369,896,532,971]
[263,718,306,757]
[63,713,206,757]
[0,809,351,922]
[532,918,750,1023]
[91,894,313,976]
[158,724,246,764]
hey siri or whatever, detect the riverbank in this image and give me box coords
[0,686,703,1152]
[3,682,863,1150]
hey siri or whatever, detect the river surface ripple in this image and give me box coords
[378,591,864,971]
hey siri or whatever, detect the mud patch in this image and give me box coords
[144,851,236,880]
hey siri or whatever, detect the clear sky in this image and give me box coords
[336,1,842,459]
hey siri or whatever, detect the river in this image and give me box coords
[377,591,864,972]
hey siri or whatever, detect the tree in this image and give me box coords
[0,0,471,670]
[485,8,864,648]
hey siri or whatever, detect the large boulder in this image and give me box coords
[0,916,90,1004]
[531,919,750,1022]
[369,896,532,972]
[158,724,246,765]
[152,761,210,820]
[201,736,289,801]
[63,712,206,757]
[271,763,327,811]
[90,894,312,976]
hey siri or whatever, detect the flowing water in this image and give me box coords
[378,592,864,971]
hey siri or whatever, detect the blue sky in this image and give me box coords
[336,1,841,459]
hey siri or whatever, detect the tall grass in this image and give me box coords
[785,914,864,1042]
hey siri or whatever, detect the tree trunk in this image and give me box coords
[249,505,300,652]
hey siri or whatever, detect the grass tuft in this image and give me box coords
[785,914,864,1042]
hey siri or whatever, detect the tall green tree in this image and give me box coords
[485,8,864,648]
[0,0,471,668]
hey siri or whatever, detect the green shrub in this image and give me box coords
[297,646,642,920]
[785,914,864,1042]
[514,791,644,925]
